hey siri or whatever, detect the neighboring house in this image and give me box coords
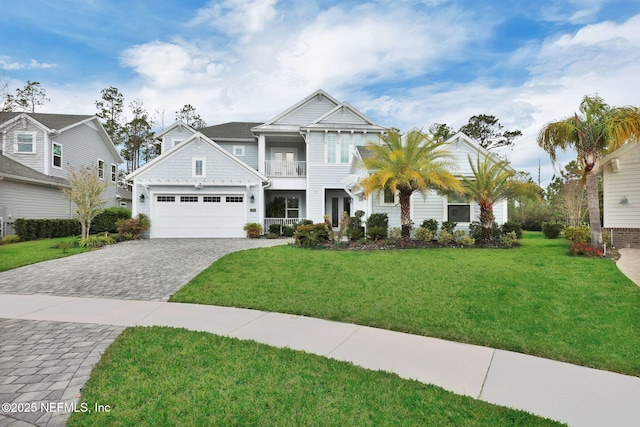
[127,90,509,238]
[343,131,509,232]
[0,113,123,237]
[600,142,640,248]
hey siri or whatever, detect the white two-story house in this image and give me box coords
[0,112,123,237]
[127,89,508,238]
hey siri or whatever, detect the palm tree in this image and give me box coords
[538,95,640,249]
[462,156,539,241]
[359,129,463,238]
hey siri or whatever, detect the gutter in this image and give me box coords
[0,173,69,188]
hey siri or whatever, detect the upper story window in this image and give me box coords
[326,132,357,164]
[326,133,337,163]
[15,132,36,153]
[193,158,206,177]
[52,143,62,169]
[353,134,363,147]
[97,160,105,179]
[171,138,183,148]
[447,194,471,223]
[233,146,245,156]
[111,164,117,182]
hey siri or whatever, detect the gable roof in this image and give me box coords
[252,89,341,132]
[601,141,639,166]
[199,122,262,141]
[126,131,268,182]
[154,120,195,140]
[0,150,69,187]
[302,102,386,132]
[0,112,122,163]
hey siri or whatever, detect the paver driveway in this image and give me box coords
[0,238,287,426]
[0,238,287,301]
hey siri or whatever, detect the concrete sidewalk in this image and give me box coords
[1,294,639,427]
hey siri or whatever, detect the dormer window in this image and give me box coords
[15,132,36,153]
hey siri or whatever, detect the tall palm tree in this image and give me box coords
[359,129,463,238]
[538,95,640,249]
[462,156,539,241]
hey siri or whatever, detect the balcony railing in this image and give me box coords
[265,160,306,177]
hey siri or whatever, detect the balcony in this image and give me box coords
[265,160,306,177]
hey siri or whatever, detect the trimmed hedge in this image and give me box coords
[14,218,81,241]
[92,207,132,233]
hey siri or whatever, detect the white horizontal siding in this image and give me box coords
[275,96,337,125]
[603,151,640,228]
[2,122,45,173]
[0,180,74,219]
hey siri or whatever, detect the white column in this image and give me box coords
[258,134,265,174]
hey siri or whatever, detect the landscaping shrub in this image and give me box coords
[346,211,365,241]
[293,223,330,247]
[500,231,518,248]
[268,223,282,235]
[79,234,115,248]
[440,221,456,234]
[0,235,20,245]
[501,221,523,239]
[91,207,131,234]
[437,230,454,245]
[14,218,81,241]
[459,235,476,247]
[415,227,433,242]
[243,223,263,239]
[421,219,439,233]
[366,213,389,240]
[568,242,603,257]
[389,227,402,239]
[468,221,482,240]
[282,225,295,238]
[563,225,590,243]
[116,214,151,240]
[542,222,565,239]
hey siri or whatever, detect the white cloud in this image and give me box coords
[189,0,278,35]
[0,56,56,71]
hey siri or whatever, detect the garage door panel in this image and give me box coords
[151,194,245,238]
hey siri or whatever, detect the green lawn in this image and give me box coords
[172,232,640,376]
[0,236,87,272]
[68,327,562,427]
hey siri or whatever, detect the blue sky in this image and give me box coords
[2,0,640,185]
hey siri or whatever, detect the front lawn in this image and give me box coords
[172,232,640,376]
[0,236,87,272]
[68,327,561,427]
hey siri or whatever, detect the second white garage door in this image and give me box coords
[151,194,245,238]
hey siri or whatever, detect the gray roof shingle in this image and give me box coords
[199,122,262,140]
[0,112,93,130]
[0,151,69,186]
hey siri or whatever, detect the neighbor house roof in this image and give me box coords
[0,112,94,131]
[199,122,262,141]
[0,150,69,187]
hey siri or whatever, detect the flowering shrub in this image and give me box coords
[567,242,603,257]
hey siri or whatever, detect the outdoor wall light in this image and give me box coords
[620,196,629,204]
[250,194,255,203]
[139,194,145,203]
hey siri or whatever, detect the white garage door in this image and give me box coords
[151,194,245,238]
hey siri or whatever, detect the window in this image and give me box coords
[233,146,245,156]
[340,133,350,163]
[97,160,105,179]
[226,196,243,203]
[111,164,117,182]
[286,196,299,219]
[193,158,206,177]
[382,188,396,205]
[326,133,337,163]
[447,194,471,222]
[180,196,198,202]
[353,133,363,147]
[171,138,183,148]
[15,133,35,153]
[157,196,175,202]
[52,143,62,168]
[203,196,221,203]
